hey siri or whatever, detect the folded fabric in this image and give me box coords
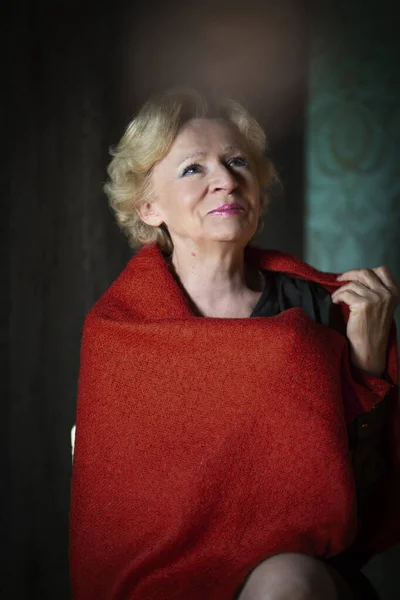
[70,244,399,600]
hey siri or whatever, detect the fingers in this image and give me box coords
[331,289,372,305]
[336,266,400,304]
[332,281,378,300]
[337,268,387,292]
[372,266,400,302]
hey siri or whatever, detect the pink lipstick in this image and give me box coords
[209,203,244,215]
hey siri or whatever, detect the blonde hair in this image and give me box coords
[104,86,280,253]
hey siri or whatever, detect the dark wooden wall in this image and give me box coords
[4,1,308,598]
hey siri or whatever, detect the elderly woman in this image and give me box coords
[70,87,400,600]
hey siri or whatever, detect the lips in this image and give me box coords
[208,203,243,213]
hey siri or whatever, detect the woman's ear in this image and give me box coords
[136,201,163,227]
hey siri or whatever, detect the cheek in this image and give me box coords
[248,180,261,205]
[177,182,205,209]
[161,185,204,227]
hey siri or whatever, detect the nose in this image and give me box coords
[209,163,238,194]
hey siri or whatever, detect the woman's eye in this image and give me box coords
[181,157,248,177]
[229,156,249,167]
[181,163,202,176]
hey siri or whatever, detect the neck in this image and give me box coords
[166,242,263,318]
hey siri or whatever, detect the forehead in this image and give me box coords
[169,118,245,157]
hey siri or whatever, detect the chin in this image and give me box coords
[207,232,256,246]
[208,222,257,243]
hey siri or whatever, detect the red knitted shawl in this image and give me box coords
[70,244,399,600]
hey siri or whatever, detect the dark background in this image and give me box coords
[4,1,398,599]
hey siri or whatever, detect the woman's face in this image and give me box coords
[141,118,261,250]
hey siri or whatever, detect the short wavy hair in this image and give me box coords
[104,86,280,253]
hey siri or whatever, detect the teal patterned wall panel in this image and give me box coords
[306,5,400,594]
[305,1,400,319]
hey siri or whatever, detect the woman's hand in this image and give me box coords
[331,266,399,376]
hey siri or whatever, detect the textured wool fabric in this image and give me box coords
[70,244,399,600]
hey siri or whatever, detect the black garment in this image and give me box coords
[250,268,332,322]
[244,269,384,600]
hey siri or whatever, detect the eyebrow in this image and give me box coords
[176,145,240,168]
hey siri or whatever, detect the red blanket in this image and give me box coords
[70,244,399,600]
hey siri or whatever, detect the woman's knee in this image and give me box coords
[237,552,352,600]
